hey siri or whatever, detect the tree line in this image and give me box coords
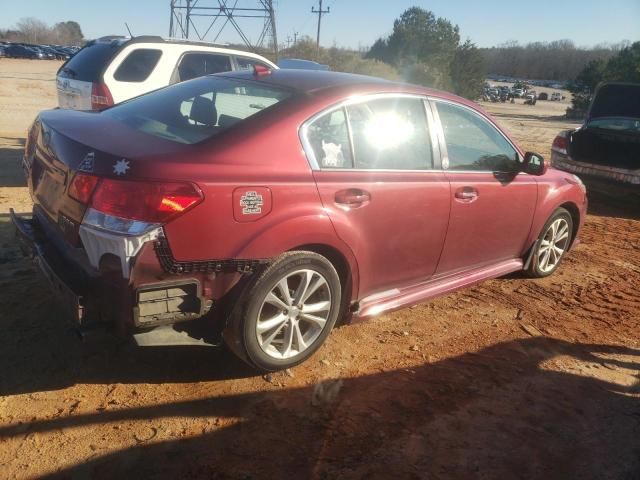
[567,41,640,118]
[0,17,84,46]
[481,40,629,82]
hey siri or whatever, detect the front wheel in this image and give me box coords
[525,207,573,278]
[226,251,342,371]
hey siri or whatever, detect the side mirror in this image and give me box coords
[522,151,548,176]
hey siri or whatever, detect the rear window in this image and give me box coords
[114,48,162,82]
[102,76,294,144]
[58,42,121,82]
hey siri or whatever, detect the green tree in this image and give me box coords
[568,41,640,118]
[52,21,84,45]
[450,40,486,100]
[366,7,485,99]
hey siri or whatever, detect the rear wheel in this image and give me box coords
[525,207,573,278]
[226,251,342,371]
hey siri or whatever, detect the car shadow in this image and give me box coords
[0,336,638,479]
[584,177,640,221]
[0,137,27,188]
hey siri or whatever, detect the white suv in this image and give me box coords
[56,36,278,111]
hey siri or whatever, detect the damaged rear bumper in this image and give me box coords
[10,208,229,344]
[551,151,640,185]
[11,208,88,326]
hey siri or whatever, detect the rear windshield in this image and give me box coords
[102,76,294,144]
[58,42,121,82]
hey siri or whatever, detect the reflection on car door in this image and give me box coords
[305,96,451,297]
[431,100,537,275]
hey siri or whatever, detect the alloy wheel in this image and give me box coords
[255,269,332,359]
[537,217,570,273]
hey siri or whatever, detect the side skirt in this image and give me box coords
[354,258,524,320]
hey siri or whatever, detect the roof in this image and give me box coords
[216,68,472,109]
[93,35,228,48]
[217,68,400,94]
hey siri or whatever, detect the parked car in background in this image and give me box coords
[278,58,330,70]
[551,92,563,101]
[0,46,6,57]
[12,69,587,371]
[56,35,278,111]
[538,92,549,101]
[551,82,640,185]
[512,88,525,98]
[5,44,40,59]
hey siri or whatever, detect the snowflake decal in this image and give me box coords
[113,158,130,176]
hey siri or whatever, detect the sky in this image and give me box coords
[2,0,639,49]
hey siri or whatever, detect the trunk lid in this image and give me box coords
[588,82,640,121]
[26,109,188,246]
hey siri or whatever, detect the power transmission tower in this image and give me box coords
[311,0,330,58]
[169,0,278,59]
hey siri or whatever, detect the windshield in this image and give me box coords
[102,76,294,144]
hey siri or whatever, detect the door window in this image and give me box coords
[114,48,162,82]
[177,53,232,82]
[347,97,432,170]
[306,108,354,169]
[236,56,271,71]
[436,102,519,172]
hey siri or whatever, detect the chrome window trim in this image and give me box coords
[299,93,440,172]
[428,97,524,174]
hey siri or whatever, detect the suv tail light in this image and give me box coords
[68,173,99,204]
[91,82,114,110]
[552,135,568,155]
[90,179,204,224]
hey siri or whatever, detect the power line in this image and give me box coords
[311,0,330,58]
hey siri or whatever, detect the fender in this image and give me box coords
[524,172,587,252]
[235,212,361,301]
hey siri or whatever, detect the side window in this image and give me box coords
[436,102,519,172]
[346,97,432,170]
[177,53,232,82]
[236,57,270,71]
[306,108,353,169]
[114,49,162,82]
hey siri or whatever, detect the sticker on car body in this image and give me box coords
[78,151,95,172]
[240,191,263,214]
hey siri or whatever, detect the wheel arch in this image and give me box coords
[288,243,358,316]
[558,201,581,248]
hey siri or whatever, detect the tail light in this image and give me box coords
[90,179,204,224]
[551,135,568,155]
[68,173,99,204]
[91,82,114,110]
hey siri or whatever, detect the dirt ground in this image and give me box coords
[0,58,639,480]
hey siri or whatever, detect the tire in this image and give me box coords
[525,207,574,278]
[225,251,342,371]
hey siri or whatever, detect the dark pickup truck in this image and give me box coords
[551,82,640,186]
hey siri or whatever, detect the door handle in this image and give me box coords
[335,188,371,208]
[454,187,478,202]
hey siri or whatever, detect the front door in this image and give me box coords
[304,95,451,298]
[431,100,538,275]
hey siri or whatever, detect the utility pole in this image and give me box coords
[293,31,298,46]
[286,35,292,48]
[311,0,330,58]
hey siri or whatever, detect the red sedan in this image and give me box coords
[12,69,587,371]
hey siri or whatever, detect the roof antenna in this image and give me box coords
[125,22,134,37]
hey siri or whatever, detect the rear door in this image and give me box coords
[56,40,121,110]
[305,95,451,298]
[431,99,537,275]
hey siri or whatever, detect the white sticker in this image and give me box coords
[321,140,344,167]
[240,191,263,215]
[113,158,130,176]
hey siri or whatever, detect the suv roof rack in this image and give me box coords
[93,35,229,48]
